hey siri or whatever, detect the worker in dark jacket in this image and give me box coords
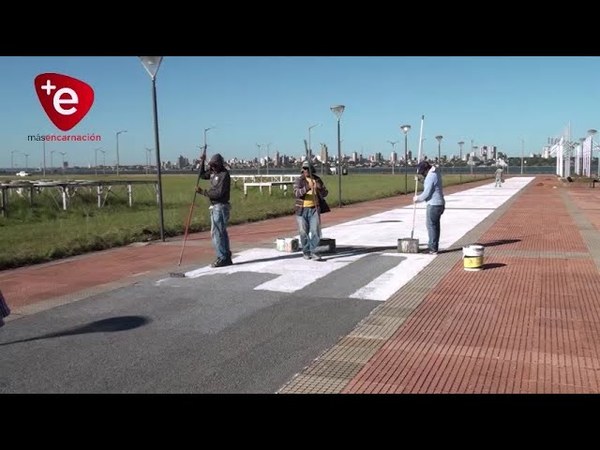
[196,153,232,267]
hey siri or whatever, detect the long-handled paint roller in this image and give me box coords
[411,114,425,240]
[169,142,208,278]
[398,114,425,254]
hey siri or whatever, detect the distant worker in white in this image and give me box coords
[494,167,504,187]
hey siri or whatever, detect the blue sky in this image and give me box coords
[2,56,600,169]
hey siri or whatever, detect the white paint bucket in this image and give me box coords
[462,244,484,271]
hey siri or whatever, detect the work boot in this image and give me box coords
[211,258,233,268]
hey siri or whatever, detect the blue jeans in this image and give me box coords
[296,207,321,255]
[426,204,445,252]
[210,203,231,260]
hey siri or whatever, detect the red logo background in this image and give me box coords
[34,73,94,132]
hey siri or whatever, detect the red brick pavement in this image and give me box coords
[342,177,600,393]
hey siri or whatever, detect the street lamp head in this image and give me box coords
[309,123,321,130]
[330,105,345,120]
[139,56,163,80]
[588,129,597,136]
[458,141,465,146]
[400,125,411,135]
[435,135,443,143]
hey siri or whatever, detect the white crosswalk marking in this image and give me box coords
[157,178,534,301]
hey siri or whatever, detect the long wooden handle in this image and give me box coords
[177,192,198,266]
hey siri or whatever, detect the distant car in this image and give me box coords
[15,171,29,177]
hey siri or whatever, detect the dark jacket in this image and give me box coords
[200,153,230,205]
[293,172,330,215]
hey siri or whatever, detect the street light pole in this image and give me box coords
[308,123,320,162]
[521,138,525,175]
[100,150,106,174]
[140,56,165,242]
[256,143,262,176]
[458,141,464,183]
[24,153,29,171]
[59,152,66,173]
[435,135,443,167]
[387,140,398,175]
[94,147,103,176]
[266,142,272,174]
[330,105,345,208]
[11,150,19,169]
[145,148,153,174]
[116,130,127,176]
[42,140,46,177]
[400,125,411,194]
[588,129,598,178]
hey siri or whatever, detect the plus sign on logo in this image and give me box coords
[34,73,94,132]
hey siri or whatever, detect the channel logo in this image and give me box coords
[34,73,94,132]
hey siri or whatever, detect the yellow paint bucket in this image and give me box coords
[462,244,484,271]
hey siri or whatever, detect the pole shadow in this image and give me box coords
[482,263,506,270]
[0,315,151,346]
[322,245,399,260]
[440,239,521,255]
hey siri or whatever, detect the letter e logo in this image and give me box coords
[34,73,94,132]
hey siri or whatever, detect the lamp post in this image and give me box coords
[387,140,398,175]
[308,123,320,162]
[579,137,585,176]
[94,147,103,176]
[50,150,56,171]
[588,129,598,178]
[42,140,46,177]
[435,135,443,167]
[458,141,464,183]
[266,142,272,174]
[471,146,478,177]
[59,152,66,173]
[139,56,165,242]
[521,139,525,175]
[99,150,106,174]
[23,153,29,171]
[330,105,345,208]
[400,124,411,194]
[116,130,127,176]
[256,143,262,175]
[11,150,19,169]
[145,147,153,174]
